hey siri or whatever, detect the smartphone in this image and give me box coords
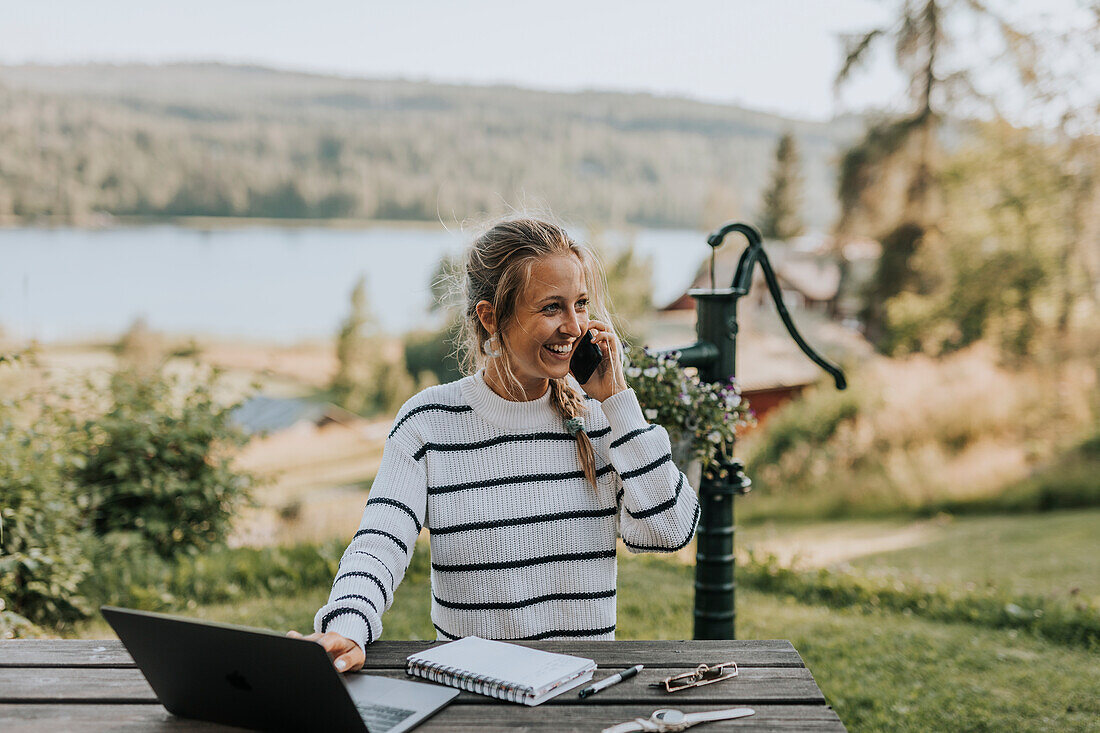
[569,329,603,384]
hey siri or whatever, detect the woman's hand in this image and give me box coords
[580,319,628,402]
[286,630,365,673]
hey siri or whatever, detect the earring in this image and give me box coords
[483,334,502,358]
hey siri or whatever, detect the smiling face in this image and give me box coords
[490,254,589,399]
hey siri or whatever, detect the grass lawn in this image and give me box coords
[76,543,1100,732]
[843,509,1100,599]
[739,509,1100,600]
[741,591,1100,733]
[70,511,1099,731]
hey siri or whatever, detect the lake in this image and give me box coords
[0,224,711,342]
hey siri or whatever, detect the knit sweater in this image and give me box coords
[313,370,700,649]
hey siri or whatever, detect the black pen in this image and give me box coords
[578,664,644,698]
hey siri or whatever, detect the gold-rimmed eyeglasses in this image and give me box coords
[648,662,738,693]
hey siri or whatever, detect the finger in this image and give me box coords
[316,632,352,654]
[287,630,323,642]
[595,332,620,356]
[333,647,365,673]
[323,633,365,661]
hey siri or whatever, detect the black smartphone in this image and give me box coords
[569,329,603,384]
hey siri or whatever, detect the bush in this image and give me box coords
[79,537,345,612]
[745,381,862,476]
[77,366,258,559]
[1,364,261,631]
[1,609,47,639]
[0,400,92,629]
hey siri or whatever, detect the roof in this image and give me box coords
[231,395,351,435]
[661,236,876,310]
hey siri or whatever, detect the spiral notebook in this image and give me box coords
[405,637,596,706]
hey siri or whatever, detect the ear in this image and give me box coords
[474,300,496,334]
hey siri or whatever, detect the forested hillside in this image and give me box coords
[0,63,862,229]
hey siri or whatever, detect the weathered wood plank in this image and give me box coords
[0,703,846,732]
[0,641,133,667]
[0,704,244,731]
[0,666,826,705]
[0,639,805,669]
[0,669,156,704]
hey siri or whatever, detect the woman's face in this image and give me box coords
[499,254,589,395]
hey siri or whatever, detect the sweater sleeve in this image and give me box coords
[601,388,700,553]
[313,436,427,650]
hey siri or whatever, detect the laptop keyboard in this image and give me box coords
[354,702,416,732]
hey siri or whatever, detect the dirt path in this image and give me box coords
[737,519,943,568]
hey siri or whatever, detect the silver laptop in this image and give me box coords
[102,606,458,733]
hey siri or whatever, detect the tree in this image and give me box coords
[585,230,655,348]
[331,276,416,415]
[759,132,805,240]
[883,121,1098,358]
[402,254,465,386]
[833,0,1042,349]
[331,275,375,412]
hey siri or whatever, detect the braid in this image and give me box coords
[548,379,598,490]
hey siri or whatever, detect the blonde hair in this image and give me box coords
[458,217,609,489]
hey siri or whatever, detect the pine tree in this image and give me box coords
[331,276,373,412]
[759,132,804,240]
[331,275,417,415]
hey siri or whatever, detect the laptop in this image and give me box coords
[101,606,458,733]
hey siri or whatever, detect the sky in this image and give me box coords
[2,0,904,121]
[2,0,1093,123]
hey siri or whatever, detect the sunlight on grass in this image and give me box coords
[740,510,1100,599]
[738,591,1100,733]
[845,509,1100,599]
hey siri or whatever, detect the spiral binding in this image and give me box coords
[406,657,537,704]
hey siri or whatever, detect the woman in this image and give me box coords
[289,217,699,672]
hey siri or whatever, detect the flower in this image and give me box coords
[624,348,756,480]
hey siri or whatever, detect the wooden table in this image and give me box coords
[0,639,845,731]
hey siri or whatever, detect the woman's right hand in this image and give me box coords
[286,630,365,673]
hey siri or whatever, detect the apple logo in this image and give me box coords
[225,671,253,691]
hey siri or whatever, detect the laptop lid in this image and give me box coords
[101,606,453,733]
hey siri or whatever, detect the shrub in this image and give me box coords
[745,382,862,477]
[0,400,92,629]
[79,537,345,611]
[738,346,1100,522]
[77,366,259,559]
[0,607,47,639]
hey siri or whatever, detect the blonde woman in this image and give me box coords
[289,217,699,672]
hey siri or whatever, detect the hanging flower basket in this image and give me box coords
[624,347,756,483]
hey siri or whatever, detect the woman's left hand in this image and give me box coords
[579,319,628,402]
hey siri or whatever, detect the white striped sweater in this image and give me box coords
[313,370,700,649]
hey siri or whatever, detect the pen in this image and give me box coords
[578,664,644,698]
